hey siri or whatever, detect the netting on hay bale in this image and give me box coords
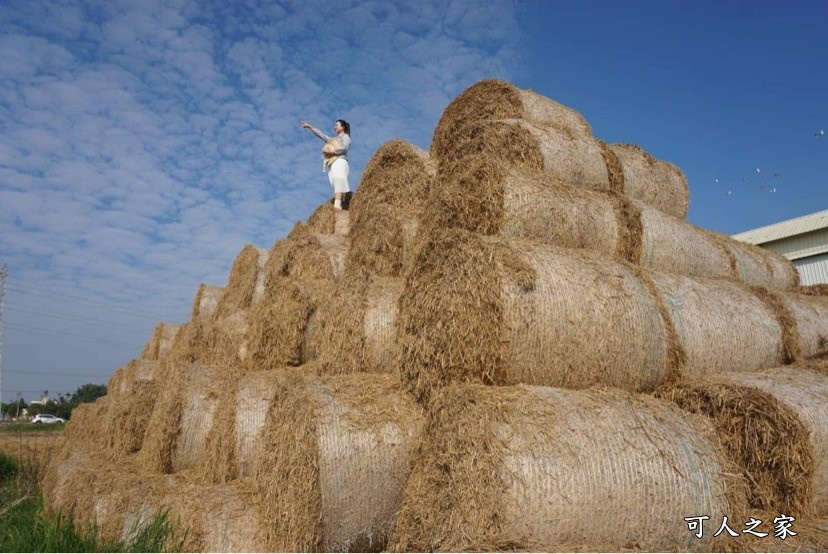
[389,384,747,552]
[303,276,404,375]
[780,291,828,358]
[430,78,593,161]
[705,231,800,290]
[647,274,791,375]
[397,228,679,403]
[138,362,242,474]
[608,143,690,219]
[250,370,424,552]
[656,366,828,517]
[213,244,268,320]
[140,321,181,361]
[425,154,741,282]
[191,283,225,322]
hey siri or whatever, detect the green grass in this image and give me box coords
[0,423,66,434]
[0,452,185,553]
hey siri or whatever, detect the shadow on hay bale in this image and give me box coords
[390,383,747,552]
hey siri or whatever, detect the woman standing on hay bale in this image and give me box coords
[302,119,351,210]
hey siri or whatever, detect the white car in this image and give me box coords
[32,414,66,424]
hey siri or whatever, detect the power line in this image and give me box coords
[5,301,152,334]
[4,369,112,379]
[5,322,139,349]
[6,282,181,321]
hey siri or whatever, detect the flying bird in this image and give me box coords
[727,190,732,196]
[756,168,761,174]
[770,188,777,193]
[715,178,719,183]
[816,129,824,138]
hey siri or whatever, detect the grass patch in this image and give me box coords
[0,452,185,552]
[0,423,66,434]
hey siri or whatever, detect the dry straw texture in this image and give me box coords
[345,203,411,280]
[214,244,266,320]
[62,396,111,451]
[430,78,592,161]
[795,284,828,297]
[105,361,159,456]
[304,277,403,374]
[657,366,828,517]
[390,384,745,552]
[191,283,225,321]
[780,291,828,358]
[609,143,689,219]
[396,228,673,403]
[251,371,424,552]
[167,310,250,368]
[349,139,435,221]
[140,322,181,361]
[648,273,786,375]
[706,233,800,290]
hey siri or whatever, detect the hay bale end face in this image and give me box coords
[397,228,671,403]
[349,139,435,221]
[251,371,424,552]
[191,284,225,322]
[431,78,592,161]
[140,322,181,361]
[390,384,744,552]
[657,367,828,517]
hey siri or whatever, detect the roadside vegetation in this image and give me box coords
[0,451,183,552]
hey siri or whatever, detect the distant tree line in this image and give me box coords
[0,383,107,420]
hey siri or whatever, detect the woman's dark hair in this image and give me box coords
[336,119,351,135]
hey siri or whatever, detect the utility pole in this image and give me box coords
[0,263,7,420]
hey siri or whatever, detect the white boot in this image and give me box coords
[333,200,342,210]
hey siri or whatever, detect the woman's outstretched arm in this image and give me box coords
[301,120,330,142]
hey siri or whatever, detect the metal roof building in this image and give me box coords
[732,209,828,285]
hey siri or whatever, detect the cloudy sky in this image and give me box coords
[1,0,826,401]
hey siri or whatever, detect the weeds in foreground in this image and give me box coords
[0,452,185,553]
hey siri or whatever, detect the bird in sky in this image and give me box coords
[715,178,719,183]
[816,129,824,138]
[727,190,732,196]
[770,187,777,193]
[756,168,761,174]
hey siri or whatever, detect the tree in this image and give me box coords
[70,384,107,407]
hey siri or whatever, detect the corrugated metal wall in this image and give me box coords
[763,228,828,261]
[795,253,828,285]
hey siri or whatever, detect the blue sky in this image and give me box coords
[0,0,825,401]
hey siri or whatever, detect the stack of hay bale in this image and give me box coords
[42,79,828,552]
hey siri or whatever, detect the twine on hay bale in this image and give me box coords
[396,228,674,403]
[214,245,267,320]
[648,273,787,376]
[656,366,828,517]
[431,78,592,161]
[251,370,424,552]
[608,143,690,219]
[140,322,181,361]
[780,291,828,358]
[348,139,436,221]
[304,277,404,374]
[389,384,747,552]
[191,283,225,322]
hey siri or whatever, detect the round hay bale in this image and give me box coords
[390,384,746,552]
[191,284,225,322]
[165,479,269,552]
[707,233,799,290]
[782,292,828,358]
[245,275,315,370]
[305,277,404,374]
[108,360,157,400]
[265,222,345,287]
[656,367,828,516]
[349,139,436,221]
[609,143,689,219]
[140,322,181,361]
[724,513,828,552]
[105,378,159,456]
[344,204,408,280]
[168,310,250,368]
[214,244,267,320]
[397,228,673,403]
[306,201,338,234]
[795,284,828,297]
[638,204,734,278]
[422,154,624,258]
[63,396,111,450]
[251,371,424,552]
[649,273,786,375]
[431,78,592,160]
